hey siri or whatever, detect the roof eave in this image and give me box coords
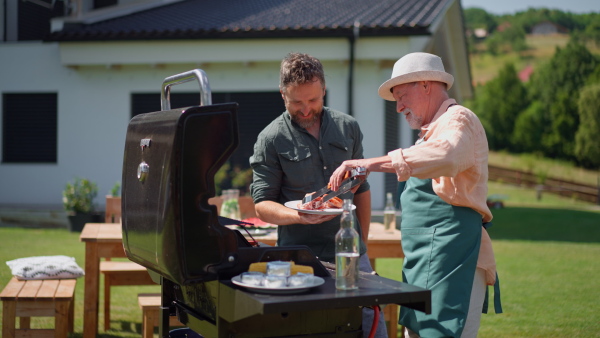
[45,25,431,42]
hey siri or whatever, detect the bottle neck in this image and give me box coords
[385,193,394,209]
[340,199,353,228]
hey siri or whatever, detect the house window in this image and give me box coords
[131,92,285,172]
[2,93,58,163]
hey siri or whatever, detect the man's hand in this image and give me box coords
[329,160,367,191]
[298,212,337,224]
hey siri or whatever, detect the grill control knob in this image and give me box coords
[137,161,149,182]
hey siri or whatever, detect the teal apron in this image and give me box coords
[399,177,482,337]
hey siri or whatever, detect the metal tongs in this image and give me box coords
[302,167,367,204]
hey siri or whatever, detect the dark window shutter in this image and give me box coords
[384,100,399,199]
[412,128,420,144]
[94,0,118,10]
[3,93,57,163]
[17,0,64,41]
[131,93,162,117]
[213,92,284,170]
[131,91,284,172]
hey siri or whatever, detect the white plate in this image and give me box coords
[225,226,272,237]
[284,200,355,215]
[231,275,325,294]
[243,229,270,237]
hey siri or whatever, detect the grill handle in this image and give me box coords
[161,69,212,111]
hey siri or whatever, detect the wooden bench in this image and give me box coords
[1,277,76,338]
[138,293,184,338]
[100,261,156,331]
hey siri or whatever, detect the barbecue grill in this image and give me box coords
[121,69,431,337]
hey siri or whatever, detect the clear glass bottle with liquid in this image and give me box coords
[383,192,396,231]
[335,199,360,290]
[220,189,241,220]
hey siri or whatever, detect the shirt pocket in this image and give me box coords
[327,139,353,167]
[278,146,315,188]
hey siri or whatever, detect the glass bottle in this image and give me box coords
[220,189,241,219]
[335,199,360,290]
[219,189,231,217]
[383,192,396,231]
[229,189,241,220]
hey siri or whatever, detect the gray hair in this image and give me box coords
[279,52,325,92]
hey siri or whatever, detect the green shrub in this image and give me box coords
[62,177,98,214]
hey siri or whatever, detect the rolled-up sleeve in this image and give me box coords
[249,132,282,204]
[388,148,412,182]
[389,110,476,181]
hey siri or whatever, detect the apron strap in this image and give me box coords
[395,181,407,209]
[483,272,503,314]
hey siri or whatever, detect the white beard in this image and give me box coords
[403,109,423,130]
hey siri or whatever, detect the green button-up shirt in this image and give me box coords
[250,107,369,263]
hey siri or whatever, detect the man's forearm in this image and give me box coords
[255,200,302,225]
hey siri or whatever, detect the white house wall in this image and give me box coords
[1,15,466,210]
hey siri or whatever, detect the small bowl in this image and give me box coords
[266,261,291,277]
[264,275,288,288]
[288,273,312,287]
[241,271,264,286]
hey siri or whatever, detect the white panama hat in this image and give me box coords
[378,52,454,101]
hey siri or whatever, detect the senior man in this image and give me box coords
[329,52,502,338]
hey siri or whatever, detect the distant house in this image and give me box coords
[0,0,473,210]
[474,28,488,39]
[531,21,569,35]
[496,21,512,33]
[519,64,534,82]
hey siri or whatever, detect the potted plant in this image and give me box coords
[62,177,101,232]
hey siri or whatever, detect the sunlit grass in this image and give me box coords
[376,204,600,337]
[376,239,600,337]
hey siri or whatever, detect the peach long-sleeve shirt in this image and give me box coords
[388,99,497,285]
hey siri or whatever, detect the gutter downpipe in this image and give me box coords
[348,20,360,116]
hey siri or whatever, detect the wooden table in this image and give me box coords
[80,222,126,338]
[252,222,404,337]
[80,222,403,337]
[254,221,403,262]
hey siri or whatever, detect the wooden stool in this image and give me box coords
[1,277,76,338]
[100,261,156,331]
[138,293,183,338]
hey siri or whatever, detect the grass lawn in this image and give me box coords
[1,183,599,337]
[376,204,600,337]
[0,228,160,337]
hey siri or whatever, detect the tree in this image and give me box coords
[463,7,497,33]
[574,84,600,169]
[473,63,529,151]
[527,41,598,160]
[512,101,544,153]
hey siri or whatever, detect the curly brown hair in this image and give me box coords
[279,52,325,92]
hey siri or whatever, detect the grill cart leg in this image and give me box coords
[160,277,170,338]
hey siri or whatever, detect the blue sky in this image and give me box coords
[461,0,600,15]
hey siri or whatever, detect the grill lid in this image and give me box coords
[121,70,242,284]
